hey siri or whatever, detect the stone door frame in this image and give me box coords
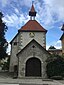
[18,56,47,78]
[25,57,41,77]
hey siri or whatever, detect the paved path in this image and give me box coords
[0,78,64,85]
[57,80,64,84]
[0,72,64,85]
[0,84,19,85]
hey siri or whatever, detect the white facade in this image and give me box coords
[19,32,46,49]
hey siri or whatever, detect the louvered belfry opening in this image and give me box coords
[25,57,41,77]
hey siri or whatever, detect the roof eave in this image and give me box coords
[10,32,19,44]
[18,30,47,32]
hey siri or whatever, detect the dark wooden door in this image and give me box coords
[25,57,41,77]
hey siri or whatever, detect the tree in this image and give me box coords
[0,12,8,59]
[46,54,64,78]
[2,56,10,70]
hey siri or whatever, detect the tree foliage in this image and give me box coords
[0,12,8,59]
[46,54,64,78]
[2,57,10,70]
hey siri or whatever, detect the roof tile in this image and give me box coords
[19,20,47,32]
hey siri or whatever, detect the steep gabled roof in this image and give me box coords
[19,20,47,32]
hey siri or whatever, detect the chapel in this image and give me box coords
[9,4,58,78]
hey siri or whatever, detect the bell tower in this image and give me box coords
[29,3,37,20]
[60,24,64,55]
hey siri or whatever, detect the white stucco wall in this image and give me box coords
[19,32,46,50]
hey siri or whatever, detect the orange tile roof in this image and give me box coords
[19,20,47,32]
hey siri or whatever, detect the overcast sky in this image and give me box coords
[0,0,64,53]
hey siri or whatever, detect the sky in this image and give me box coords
[0,0,64,54]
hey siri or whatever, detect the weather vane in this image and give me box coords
[32,1,34,4]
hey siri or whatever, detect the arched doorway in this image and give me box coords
[25,57,41,77]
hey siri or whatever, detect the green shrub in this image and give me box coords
[46,54,64,78]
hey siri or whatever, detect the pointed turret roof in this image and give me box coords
[30,4,36,12]
[29,4,36,16]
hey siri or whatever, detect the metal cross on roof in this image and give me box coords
[32,1,34,4]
